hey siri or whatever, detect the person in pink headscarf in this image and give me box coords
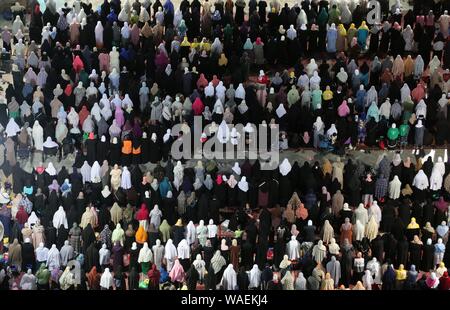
[114,107,125,128]
[338,100,350,117]
[169,259,185,285]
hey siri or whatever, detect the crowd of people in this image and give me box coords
[1,0,450,290]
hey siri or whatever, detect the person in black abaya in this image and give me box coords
[21,239,35,272]
[82,223,96,254]
[162,192,177,225]
[255,235,268,269]
[237,266,250,289]
[396,236,409,267]
[241,239,254,270]
[204,264,217,290]
[381,201,396,232]
[371,235,385,263]
[422,239,435,271]
[85,241,100,272]
[258,208,272,239]
[209,195,221,224]
[56,224,69,250]
[186,265,200,290]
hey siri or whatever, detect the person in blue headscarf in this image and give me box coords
[326,23,338,53]
[163,0,174,16]
[107,9,118,23]
[159,177,172,198]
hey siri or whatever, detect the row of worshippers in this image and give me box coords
[2,148,450,289]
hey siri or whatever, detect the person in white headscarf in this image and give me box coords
[80,161,91,184]
[235,83,245,100]
[90,161,101,183]
[207,219,218,240]
[413,170,429,190]
[177,239,190,259]
[287,236,300,260]
[248,264,261,289]
[313,116,325,148]
[369,201,382,225]
[186,221,196,245]
[138,242,153,266]
[217,120,230,144]
[150,205,162,229]
[42,136,58,153]
[52,206,68,229]
[312,240,327,264]
[354,203,369,224]
[35,242,49,264]
[20,269,37,290]
[94,21,104,48]
[46,244,60,271]
[5,118,20,137]
[164,239,177,271]
[362,269,374,290]
[279,158,292,176]
[196,220,208,246]
[193,254,206,281]
[120,166,132,189]
[173,161,184,190]
[365,216,379,241]
[366,257,381,284]
[430,166,443,191]
[295,272,307,290]
[306,59,318,76]
[232,162,241,175]
[112,223,125,245]
[59,240,74,266]
[32,120,44,151]
[221,264,237,290]
[98,243,110,267]
[389,175,402,199]
[353,219,365,241]
[152,240,165,269]
[100,268,113,290]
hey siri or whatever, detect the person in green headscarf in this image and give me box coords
[36,263,51,290]
[399,121,410,149]
[328,4,341,25]
[387,123,399,148]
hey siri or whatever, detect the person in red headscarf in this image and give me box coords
[147,263,161,290]
[192,97,205,115]
[136,204,150,232]
[439,271,450,290]
[72,55,84,74]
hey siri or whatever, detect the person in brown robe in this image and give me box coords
[340,218,353,244]
[230,239,240,271]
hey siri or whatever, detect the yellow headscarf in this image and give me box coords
[349,23,356,30]
[358,21,369,31]
[407,217,420,229]
[181,36,191,47]
[338,24,347,36]
[396,264,407,280]
[322,86,333,101]
[218,53,228,66]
